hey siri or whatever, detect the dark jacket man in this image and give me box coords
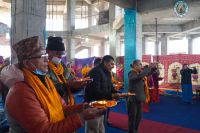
[180,64,197,103]
[84,55,121,133]
[84,61,117,102]
[180,65,197,85]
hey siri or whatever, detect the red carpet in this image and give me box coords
[108,112,200,133]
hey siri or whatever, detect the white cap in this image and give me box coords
[0,64,24,88]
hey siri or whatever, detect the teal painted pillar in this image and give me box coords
[124,9,136,87]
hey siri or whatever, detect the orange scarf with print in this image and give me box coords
[132,68,150,103]
[22,68,64,123]
[48,61,74,106]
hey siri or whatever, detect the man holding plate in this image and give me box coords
[84,55,123,133]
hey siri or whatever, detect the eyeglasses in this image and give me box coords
[29,53,49,59]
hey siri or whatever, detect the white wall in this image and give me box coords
[192,37,200,54]
[146,41,156,55]
[75,49,89,58]
[167,38,188,54]
[0,45,11,58]
[0,11,11,27]
[46,15,63,31]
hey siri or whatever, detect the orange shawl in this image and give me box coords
[22,68,64,123]
[111,72,117,84]
[81,66,91,77]
[48,61,74,106]
[132,68,150,103]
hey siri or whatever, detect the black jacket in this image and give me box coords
[180,68,197,85]
[84,64,117,102]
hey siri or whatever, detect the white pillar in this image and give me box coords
[109,3,117,59]
[99,41,105,57]
[90,46,95,57]
[65,0,76,61]
[11,0,46,45]
[66,0,75,31]
[88,5,92,27]
[188,36,193,54]
[116,32,121,57]
[88,47,92,57]
[11,0,46,63]
[142,35,148,55]
[160,34,168,55]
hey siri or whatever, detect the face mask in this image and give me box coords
[33,69,46,76]
[30,63,46,76]
[51,57,62,65]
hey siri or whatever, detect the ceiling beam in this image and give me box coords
[76,1,89,6]
[182,19,200,32]
[47,10,93,16]
[191,34,200,39]
[87,35,106,41]
[103,0,136,9]
[75,43,82,49]
[143,24,182,33]
[83,0,92,5]
[47,11,64,15]
[137,0,174,13]
[73,23,109,36]
[169,19,200,37]
[75,45,90,53]
[47,1,66,5]
[2,0,10,3]
[47,23,109,37]
[47,1,89,6]
[47,31,70,37]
